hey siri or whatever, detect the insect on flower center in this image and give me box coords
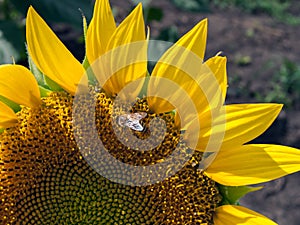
[116,111,147,132]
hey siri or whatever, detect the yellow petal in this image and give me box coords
[205,56,227,104]
[147,62,223,133]
[106,3,145,52]
[221,104,282,145]
[26,6,85,95]
[177,56,226,135]
[93,45,147,98]
[93,3,147,97]
[147,19,219,115]
[86,0,116,63]
[175,18,207,60]
[205,144,300,186]
[0,101,18,129]
[185,103,282,151]
[0,65,41,108]
[214,205,277,225]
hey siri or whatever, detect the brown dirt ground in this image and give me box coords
[55,0,300,224]
[109,0,300,146]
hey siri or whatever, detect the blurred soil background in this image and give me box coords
[1,0,300,224]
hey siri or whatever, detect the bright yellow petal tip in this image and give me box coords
[176,18,207,60]
[205,144,300,186]
[26,6,85,95]
[93,3,147,97]
[192,103,283,151]
[205,55,227,103]
[221,103,282,148]
[0,65,41,108]
[106,3,145,52]
[146,18,209,114]
[214,205,277,225]
[0,101,18,129]
[86,0,116,63]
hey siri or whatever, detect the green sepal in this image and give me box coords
[27,44,47,88]
[27,45,63,92]
[44,76,64,92]
[82,57,98,86]
[81,8,88,71]
[81,10,88,47]
[138,71,150,98]
[81,12,98,87]
[39,86,52,98]
[0,128,4,134]
[218,184,263,205]
[0,95,21,113]
[82,56,89,70]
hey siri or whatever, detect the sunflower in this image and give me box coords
[1,0,300,224]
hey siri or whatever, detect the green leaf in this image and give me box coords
[10,0,93,29]
[218,184,263,205]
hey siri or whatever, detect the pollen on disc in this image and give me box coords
[0,91,221,224]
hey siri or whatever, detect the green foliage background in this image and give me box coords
[0,0,93,63]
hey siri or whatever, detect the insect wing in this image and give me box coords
[126,120,144,131]
[126,112,147,131]
[131,112,147,120]
[117,112,147,131]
